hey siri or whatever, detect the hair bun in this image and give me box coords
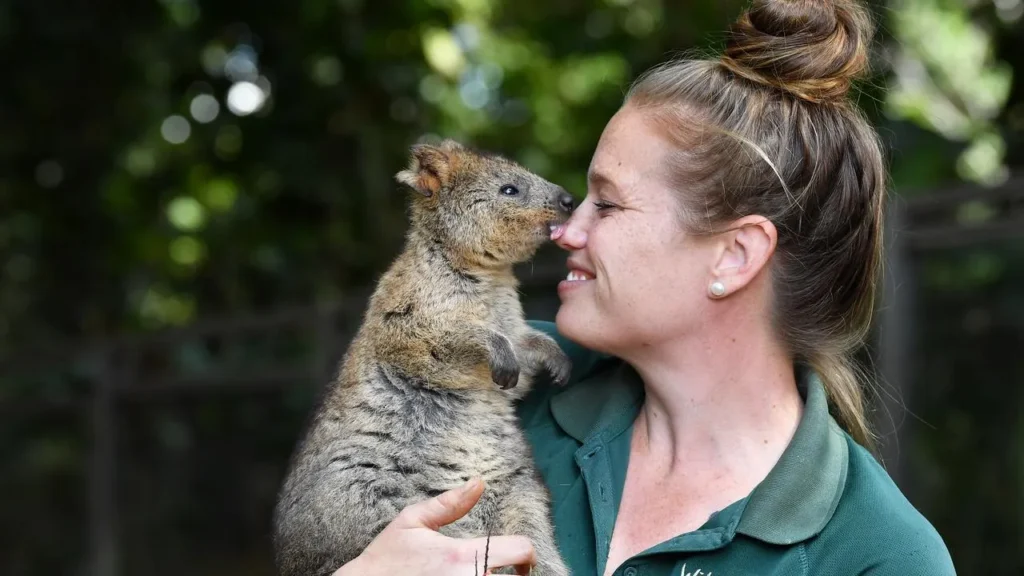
[720,0,873,103]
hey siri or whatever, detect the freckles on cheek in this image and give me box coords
[601,274,647,318]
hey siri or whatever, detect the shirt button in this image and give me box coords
[623,567,638,576]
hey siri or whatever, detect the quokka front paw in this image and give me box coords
[489,332,521,390]
[543,348,572,387]
[521,331,573,387]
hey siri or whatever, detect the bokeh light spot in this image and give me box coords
[227,81,267,116]
[125,147,157,176]
[422,28,465,78]
[311,56,343,86]
[459,77,489,109]
[452,22,480,51]
[35,160,63,188]
[169,236,206,266]
[201,44,229,77]
[138,285,196,327]
[419,74,446,103]
[161,115,191,144]
[167,196,206,231]
[203,178,239,211]
[190,94,220,123]
[161,0,200,27]
[225,45,259,82]
[624,6,657,36]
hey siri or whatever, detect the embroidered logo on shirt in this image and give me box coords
[680,563,712,576]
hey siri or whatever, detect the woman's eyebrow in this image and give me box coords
[587,168,616,191]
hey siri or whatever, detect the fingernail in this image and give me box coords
[461,478,479,493]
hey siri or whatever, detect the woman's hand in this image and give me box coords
[334,478,537,576]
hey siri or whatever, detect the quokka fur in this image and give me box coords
[272,139,575,576]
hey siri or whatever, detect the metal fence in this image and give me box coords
[2,253,567,576]
[874,174,1024,485]
[3,175,1023,576]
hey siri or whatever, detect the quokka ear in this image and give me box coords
[395,141,460,198]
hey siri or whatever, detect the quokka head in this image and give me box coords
[396,139,574,266]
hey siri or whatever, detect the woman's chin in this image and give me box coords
[555,305,603,347]
[553,305,579,335]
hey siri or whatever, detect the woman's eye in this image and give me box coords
[593,200,615,211]
[500,185,519,196]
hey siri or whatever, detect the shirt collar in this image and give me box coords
[548,360,849,545]
[549,358,643,444]
[735,366,849,544]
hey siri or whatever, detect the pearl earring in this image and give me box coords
[709,281,726,298]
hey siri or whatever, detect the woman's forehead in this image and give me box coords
[593,108,677,173]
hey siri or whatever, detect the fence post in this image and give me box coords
[876,196,915,489]
[314,302,339,388]
[88,343,120,576]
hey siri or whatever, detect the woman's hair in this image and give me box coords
[625,0,885,449]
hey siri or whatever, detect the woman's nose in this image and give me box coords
[553,212,587,250]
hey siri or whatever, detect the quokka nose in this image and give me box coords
[557,191,574,213]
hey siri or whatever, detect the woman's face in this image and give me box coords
[553,104,718,354]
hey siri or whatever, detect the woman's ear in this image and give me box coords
[707,215,777,299]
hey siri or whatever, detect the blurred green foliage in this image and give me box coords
[1,0,1020,344]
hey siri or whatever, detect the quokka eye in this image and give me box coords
[500,185,519,196]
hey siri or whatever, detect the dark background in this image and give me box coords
[1,0,1022,574]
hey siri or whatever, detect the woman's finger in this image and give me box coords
[393,477,485,530]
[460,535,536,571]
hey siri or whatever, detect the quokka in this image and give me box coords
[272,139,575,576]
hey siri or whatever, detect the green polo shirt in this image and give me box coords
[517,321,956,576]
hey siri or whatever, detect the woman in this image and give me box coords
[333,0,955,574]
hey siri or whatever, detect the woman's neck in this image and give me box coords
[622,317,803,482]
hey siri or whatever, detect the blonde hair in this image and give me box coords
[626,0,886,450]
